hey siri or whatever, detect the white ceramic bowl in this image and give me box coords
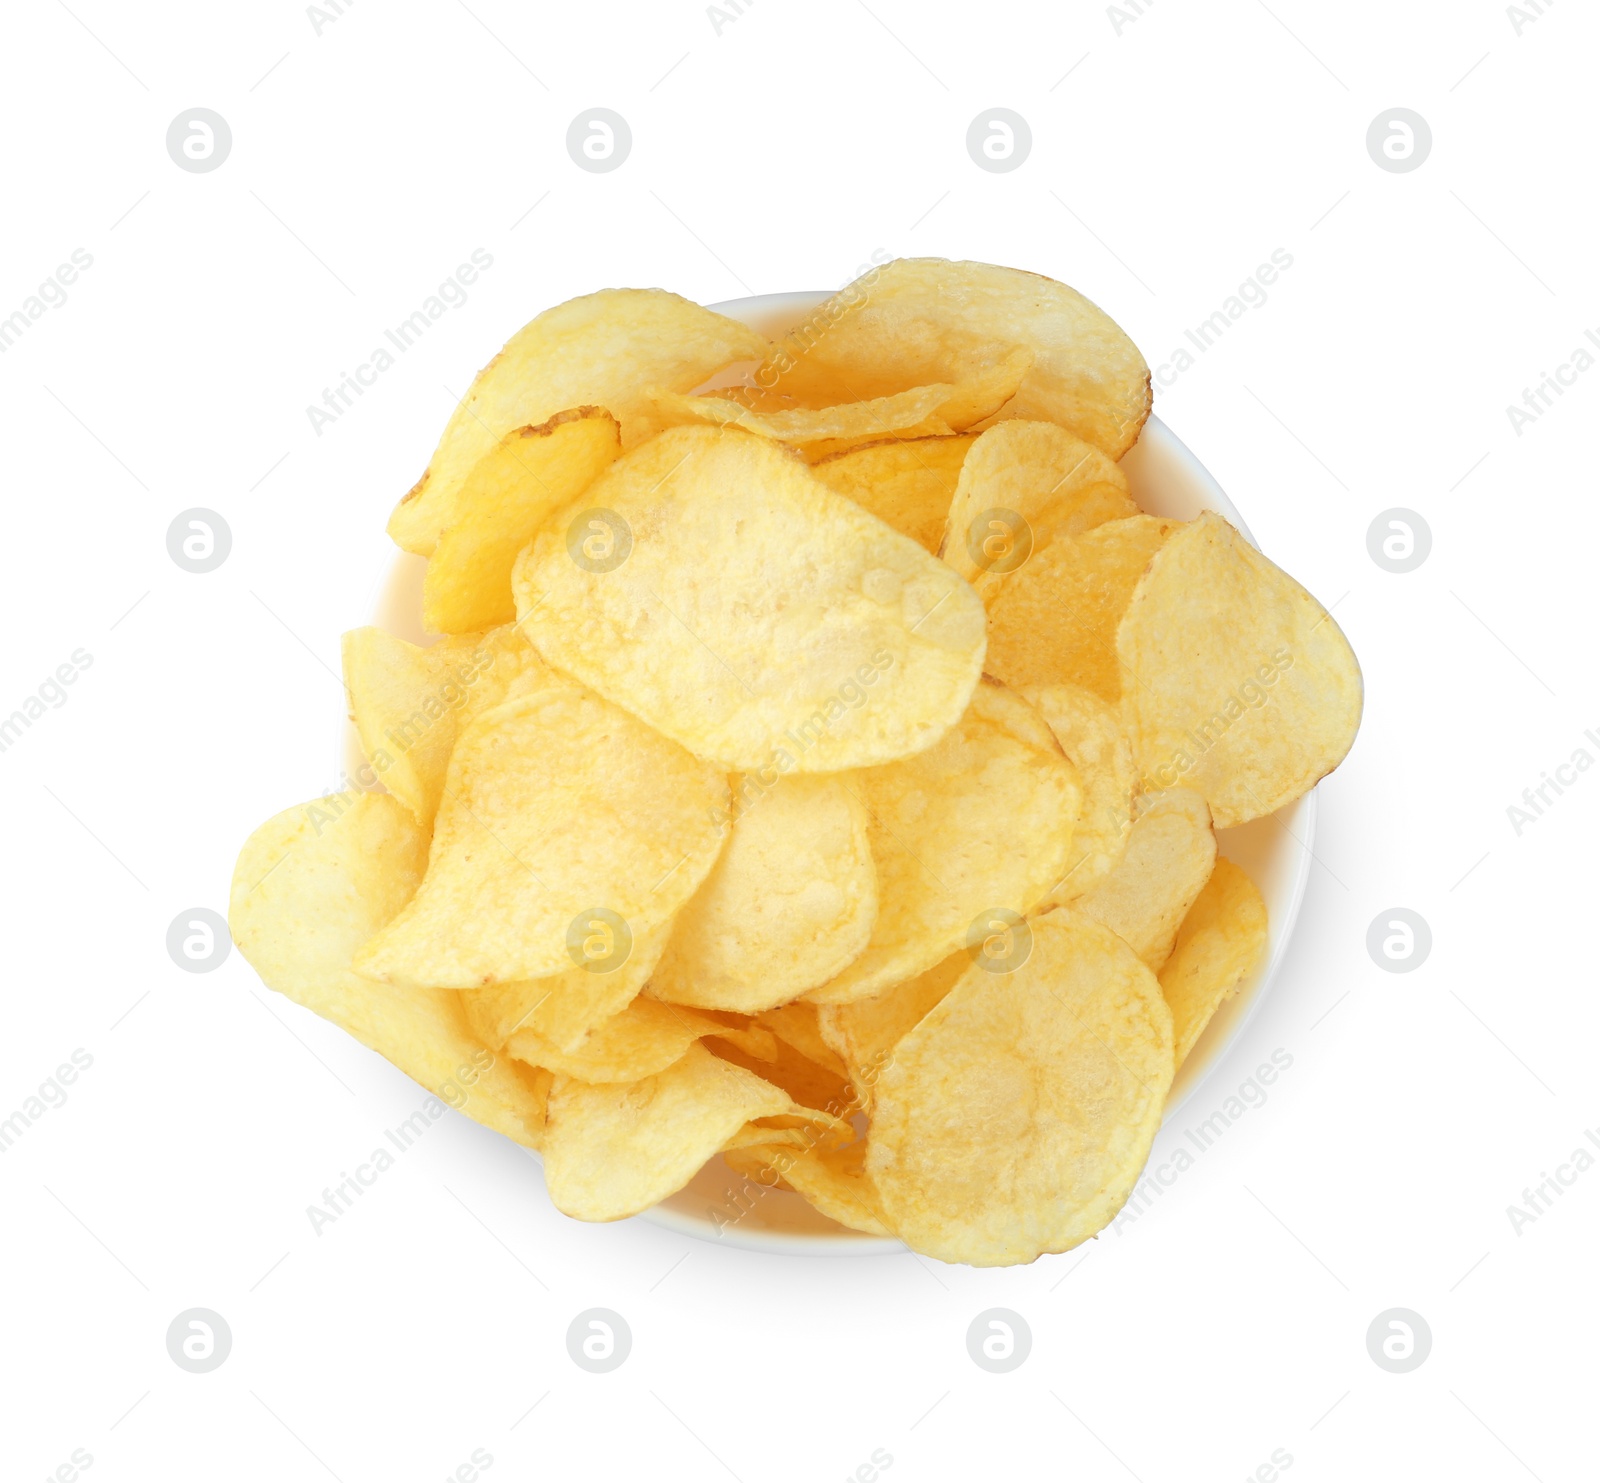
[357,290,1315,1256]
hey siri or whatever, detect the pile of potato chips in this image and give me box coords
[231,258,1362,1267]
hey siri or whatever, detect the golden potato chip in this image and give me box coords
[541,1044,794,1221]
[512,427,987,773]
[754,258,1151,459]
[1116,511,1364,826]
[816,951,967,1107]
[652,380,954,445]
[388,290,768,554]
[1077,787,1215,972]
[342,623,540,827]
[754,1002,849,1077]
[229,793,548,1148]
[724,1140,892,1237]
[459,917,671,1054]
[866,909,1173,1265]
[708,1034,858,1118]
[422,408,621,635]
[808,434,975,552]
[1019,683,1137,905]
[659,347,1028,448]
[985,515,1178,699]
[650,775,876,1012]
[506,997,734,1084]
[352,680,728,988]
[941,421,1137,604]
[807,682,1079,1004]
[1159,857,1268,1066]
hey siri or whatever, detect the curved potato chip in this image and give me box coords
[754,258,1151,459]
[229,793,548,1148]
[512,427,987,773]
[942,420,1137,604]
[652,380,954,445]
[1077,787,1215,972]
[542,1044,793,1221]
[507,997,735,1084]
[1116,511,1363,826]
[807,682,1079,1004]
[866,909,1173,1266]
[816,951,967,1107]
[1159,857,1268,1066]
[651,774,876,1012]
[985,514,1178,699]
[661,347,1028,448]
[809,434,975,552]
[724,1141,892,1237]
[1019,683,1138,905]
[422,408,621,634]
[388,289,768,554]
[352,681,727,989]
[708,1034,858,1118]
[342,623,541,827]
[753,1002,849,1078]
[459,917,671,1055]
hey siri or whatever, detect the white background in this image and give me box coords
[2,1,1595,1479]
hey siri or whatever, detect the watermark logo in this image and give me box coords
[1365,1308,1431,1373]
[166,109,232,174]
[966,110,1031,174]
[965,509,1032,574]
[166,908,231,973]
[1366,508,1431,573]
[166,1308,232,1372]
[167,508,231,573]
[1366,909,1431,973]
[566,1309,631,1372]
[1366,109,1431,174]
[966,909,1032,973]
[566,508,632,573]
[567,110,631,173]
[966,1309,1031,1372]
[566,909,632,974]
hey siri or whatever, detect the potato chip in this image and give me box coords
[229,793,548,1147]
[352,679,728,989]
[342,623,540,827]
[753,1002,849,1078]
[807,682,1079,1004]
[807,434,974,553]
[866,909,1173,1265]
[1159,858,1268,1067]
[505,997,734,1084]
[1019,683,1138,905]
[422,408,621,635]
[1116,511,1363,826]
[650,774,876,1012]
[651,380,954,445]
[1077,787,1215,972]
[724,1140,892,1237]
[754,258,1151,458]
[388,290,768,555]
[459,917,671,1054]
[512,427,987,773]
[541,1044,795,1221]
[816,951,967,1107]
[708,1034,858,1118]
[659,347,1028,448]
[985,515,1178,699]
[941,421,1137,604]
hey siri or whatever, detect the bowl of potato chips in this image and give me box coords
[232,260,1361,1266]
